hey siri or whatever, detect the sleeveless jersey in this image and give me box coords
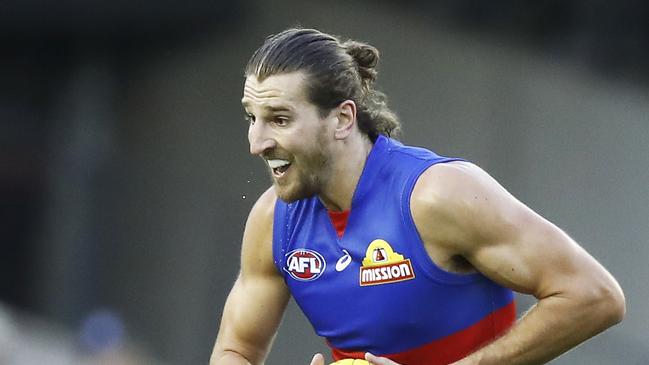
[272,135,515,365]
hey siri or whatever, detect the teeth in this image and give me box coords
[267,159,290,169]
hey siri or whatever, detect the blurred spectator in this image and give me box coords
[0,302,165,365]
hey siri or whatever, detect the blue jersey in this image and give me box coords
[272,135,515,365]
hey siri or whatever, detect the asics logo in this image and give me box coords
[335,250,352,272]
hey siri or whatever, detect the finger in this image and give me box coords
[365,352,398,365]
[310,353,325,365]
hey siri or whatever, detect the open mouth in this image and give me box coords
[267,159,292,178]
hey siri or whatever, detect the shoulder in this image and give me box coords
[411,161,524,253]
[247,185,278,228]
[411,160,505,212]
[240,186,278,274]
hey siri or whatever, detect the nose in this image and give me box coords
[248,121,276,156]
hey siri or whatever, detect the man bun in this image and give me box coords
[343,40,379,86]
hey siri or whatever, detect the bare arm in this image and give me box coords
[411,161,625,365]
[210,188,290,365]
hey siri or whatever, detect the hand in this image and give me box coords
[310,353,325,365]
[365,352,402,365]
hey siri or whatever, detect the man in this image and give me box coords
[211,28,625,365]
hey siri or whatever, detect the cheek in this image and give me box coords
[247,122,256,140]
[246,126,256,154]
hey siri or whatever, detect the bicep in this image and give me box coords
[215,271,290,363]
[418,162,610,299]
[212,187,290,364]
[466,203,596,298]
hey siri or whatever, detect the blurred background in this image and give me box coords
[1,0,648,364]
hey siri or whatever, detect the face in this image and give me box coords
[242,72,336,202]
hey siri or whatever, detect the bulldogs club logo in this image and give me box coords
[359,239,415,286]
[285,249,326,281]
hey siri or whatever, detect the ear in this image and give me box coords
[333,100,357,140]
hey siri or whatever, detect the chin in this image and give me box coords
[274,183,316,203]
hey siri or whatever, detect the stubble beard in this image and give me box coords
[272,136,331,203]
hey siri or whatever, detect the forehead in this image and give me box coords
[241,72,310,111]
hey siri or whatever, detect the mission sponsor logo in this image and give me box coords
[285,249,326,281]
[359,239,415,286]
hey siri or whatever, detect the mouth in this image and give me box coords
[267,159,292,178]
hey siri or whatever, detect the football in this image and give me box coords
[330,360,370,365]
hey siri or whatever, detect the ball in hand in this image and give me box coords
[330,359,370,365]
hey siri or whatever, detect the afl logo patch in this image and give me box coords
[285,249,326,281]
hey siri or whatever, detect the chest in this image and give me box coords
[277,200,444,336]
[280,197,416,290]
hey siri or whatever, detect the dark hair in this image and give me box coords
[245,28,401,142]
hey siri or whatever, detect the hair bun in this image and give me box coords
[343,40,379,85]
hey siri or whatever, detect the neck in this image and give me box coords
[318,134,373,211]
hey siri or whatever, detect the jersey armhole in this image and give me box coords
[272,199,289,277]
[400,157,484,285]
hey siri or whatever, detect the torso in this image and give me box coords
[271,136,515,365]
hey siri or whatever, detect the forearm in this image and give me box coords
[453,293,623,365]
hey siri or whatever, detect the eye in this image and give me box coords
[275,117,289,126]
[244,113,256,125]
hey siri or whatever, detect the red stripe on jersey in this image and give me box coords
[328,210,350,239]
[330,300,516,365]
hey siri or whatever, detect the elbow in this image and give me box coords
[605,285,626,325]
[584,279,626,329]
